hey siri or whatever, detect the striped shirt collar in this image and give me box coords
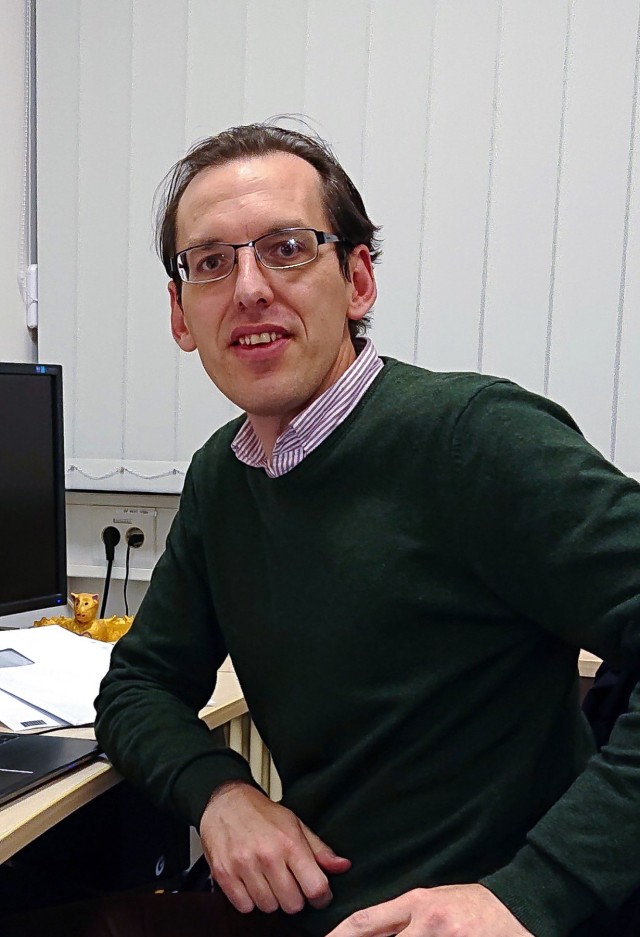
[231,338,383,478]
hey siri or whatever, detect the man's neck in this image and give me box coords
[246,339,360,461]
[248,412,295,462]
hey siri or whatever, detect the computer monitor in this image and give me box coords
[0,362,67,628]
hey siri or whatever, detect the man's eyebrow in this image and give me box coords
[259,220,312,236]
[182,221,313,249]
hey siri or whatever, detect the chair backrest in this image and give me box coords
[581,662,640,936]
[581,662,640,749]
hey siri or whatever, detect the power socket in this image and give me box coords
[125,526,145,549]
[106,508,156,567]
[67,503,158,574]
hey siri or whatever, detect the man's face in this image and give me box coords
[169,153,375,427]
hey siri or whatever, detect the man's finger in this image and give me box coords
[300,821,351,872]
[239,870,280,915]
[260,861,307,914]
[325,898,410,937]
[215,873,255,915]
[287,847,333,910]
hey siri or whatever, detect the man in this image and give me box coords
[94,123,640,937]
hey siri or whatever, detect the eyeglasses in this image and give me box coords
[172,228,342,284]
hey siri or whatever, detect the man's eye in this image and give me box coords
[280,238,302,257]
[196,252,226,272]
[263,238,309,263]
[275,238,302,257]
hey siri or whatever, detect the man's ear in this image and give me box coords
[346,245,377,324]
[169,281,197,352]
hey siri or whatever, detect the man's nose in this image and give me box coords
[233,246,274,308]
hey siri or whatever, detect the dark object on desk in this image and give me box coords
[0,362,68,629]
[0,733,99,806]
[179,852,214,892]
[0,780,191,917]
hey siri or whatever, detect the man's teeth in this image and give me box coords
[238,332,282,346]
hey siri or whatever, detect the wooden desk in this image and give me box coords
[0,671,246,864]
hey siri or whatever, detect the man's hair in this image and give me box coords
[155,122,382,340]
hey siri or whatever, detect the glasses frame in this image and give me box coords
[172,228,343,284]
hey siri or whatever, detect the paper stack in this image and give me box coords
[0,626,113,730]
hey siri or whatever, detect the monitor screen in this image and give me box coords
[0,363,67,627]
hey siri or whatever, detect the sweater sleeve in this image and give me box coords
[94,451,258,829]
[449,381,640,937]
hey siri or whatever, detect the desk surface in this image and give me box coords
[0,671,246,864]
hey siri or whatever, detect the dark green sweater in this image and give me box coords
[95,360,640,937]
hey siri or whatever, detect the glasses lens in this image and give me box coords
[256,230,317,268]
[180,244,235,282]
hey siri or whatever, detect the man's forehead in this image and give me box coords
[176,152,326,245]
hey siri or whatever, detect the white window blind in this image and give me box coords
[1,0,34,362]
[36,0,640,492]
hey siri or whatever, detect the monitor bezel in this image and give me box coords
[0,362,67,619]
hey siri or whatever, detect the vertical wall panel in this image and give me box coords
[184,0,248,140]
[36,0,81,454]
[547,0,639,458]
[416,0,503,373]
[73,3,132,460]
[613,9,640,477]
[243,2,308,124]
[303,0,370,189]
[362,0,435,363]
[481,0,567,393]
[0,0,32,363]
[124,0,189,464]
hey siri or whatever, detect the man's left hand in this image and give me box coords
[325,884,532,937]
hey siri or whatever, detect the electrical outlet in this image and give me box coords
[67,503,158,574]
[110,507,155,556]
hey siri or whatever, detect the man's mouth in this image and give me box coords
[237,331,284,347]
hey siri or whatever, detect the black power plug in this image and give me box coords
[100,526,121,617]
[123,528,144,616]
[102,525,121,560]
[125,527,144,549]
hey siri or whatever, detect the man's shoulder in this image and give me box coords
[377,359,515,416]
[371,361,580,447]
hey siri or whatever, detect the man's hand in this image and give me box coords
[325,884,532,937]
[199,781,351,915]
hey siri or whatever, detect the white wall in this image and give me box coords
[0,0,33,363]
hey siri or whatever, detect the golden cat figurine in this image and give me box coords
[33,592,133,642]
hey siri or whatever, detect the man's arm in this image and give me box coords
[325,380,640,937]
[95,457,256,823]
[95,453,349,912]
[449,382,640,935]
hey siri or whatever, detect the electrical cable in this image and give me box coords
[123,530,144,616]
[124,543,131,616]
[101,556,113,619]
[100,526,121,618]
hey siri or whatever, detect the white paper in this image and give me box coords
[0,687,66,732]
[0,626,113,725]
